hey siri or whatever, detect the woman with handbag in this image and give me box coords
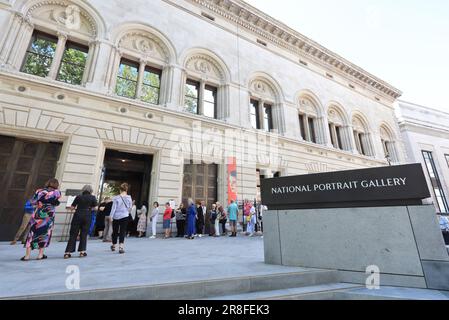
[21,178,61,261]
[110,183,132,254]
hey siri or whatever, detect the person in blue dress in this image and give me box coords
[186,199,196,240]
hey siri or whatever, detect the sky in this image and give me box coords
[245,0,449,111]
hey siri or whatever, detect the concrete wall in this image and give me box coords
[264,205,449,290]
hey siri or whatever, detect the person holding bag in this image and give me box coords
[110,183,132,254]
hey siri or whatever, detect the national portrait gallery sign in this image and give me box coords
[260,164,431,210]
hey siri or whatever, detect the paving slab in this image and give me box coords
[0,236,307,299]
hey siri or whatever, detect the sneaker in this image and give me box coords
[10,240,17,245]
[150,236,156,239]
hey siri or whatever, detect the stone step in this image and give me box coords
[206,283,363,300]
[334,286,449,300]
[7,269,339,300]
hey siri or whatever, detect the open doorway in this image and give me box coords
[99,149,153,208]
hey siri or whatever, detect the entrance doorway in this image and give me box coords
[0,135,62,241]
[182,162,218,208]
[99,149,153,207]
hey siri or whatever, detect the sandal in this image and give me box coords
[111,245,116,252]
[37,255,48,260]
[64,253,72,259]
[119,248,125,254]
[20,256,30,262]
[79,252,87,258]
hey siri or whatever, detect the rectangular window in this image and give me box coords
[336,126,343,150]
[250,99,260,129]
[57,42,88,85]
[308,117,316,143]
[299,114,306,140]
[422,151,449,213]
[141,66,161,105]
[329,123,336,148]
[203,85,217,119]
[184,79,200,114]
[21,31,57,78]
[263,104,273,132]
[115,59,139,99]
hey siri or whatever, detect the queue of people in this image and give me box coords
[10,178,265,261]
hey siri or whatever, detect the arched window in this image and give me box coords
[327,105,350,151]
[181,50,230,120]
[298,94,326,144]
[248,76,282,133]
[380,125,399,163]
[106,24,176,105]
[352,115,374,157]
[2,0,104,86]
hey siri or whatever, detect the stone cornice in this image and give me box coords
[187,0,402,100]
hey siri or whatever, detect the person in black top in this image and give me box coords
[64,185,98,259]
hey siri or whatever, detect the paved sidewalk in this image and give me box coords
[0,235,305,299]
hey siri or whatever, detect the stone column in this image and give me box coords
[318,116,331,146]
[47,32,68,80]
[105,46,123,95]
[345,125,357,153]
[136,59,147,100]
[198,80,206,115]
[0,13,24,67]
[160,64,174,106]
[9,15,34,70]
[217,84,230,120]
[83,40,101,85]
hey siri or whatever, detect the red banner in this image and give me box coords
[227,157,237,204]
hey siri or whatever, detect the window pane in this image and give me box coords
[21,33,57,77]
[308,117,316,143]
[116,61,138,98]
[263,105,273,132]
[143,69,161,87]
[204,86,217,119]
[422,151,449,213]
[141,85,159,104]
[185,80,199,114]
[116,78,137,99]
[336,126,343,150]
[299,115,306,140]
[57,44,88,85]
[184,96,198,114]
[250,100,259,129]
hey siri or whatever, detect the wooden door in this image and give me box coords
[182,163,217,209]
[0,136,62,241]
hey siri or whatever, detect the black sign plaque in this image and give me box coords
[260,164,431,210]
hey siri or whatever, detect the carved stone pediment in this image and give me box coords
[26,1,97,37]
[185,55,224,81]
[118,32,169,63]
[328,107,344,124]
[300,97,318,116]
[352,116,366,132]
[249,79,276,100]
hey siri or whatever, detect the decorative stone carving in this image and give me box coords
[249,79,276,100]
[185,54,224,81]
[118,32,169,63]
[306,162,328,174]
[352,116,366,132]
[300,97,318,116]
[328,108,343,124]
[26,1,97,37]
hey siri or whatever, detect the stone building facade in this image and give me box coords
[397,101,449,214]
[0,0,404,240]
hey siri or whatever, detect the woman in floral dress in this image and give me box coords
[21,178,61,261]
